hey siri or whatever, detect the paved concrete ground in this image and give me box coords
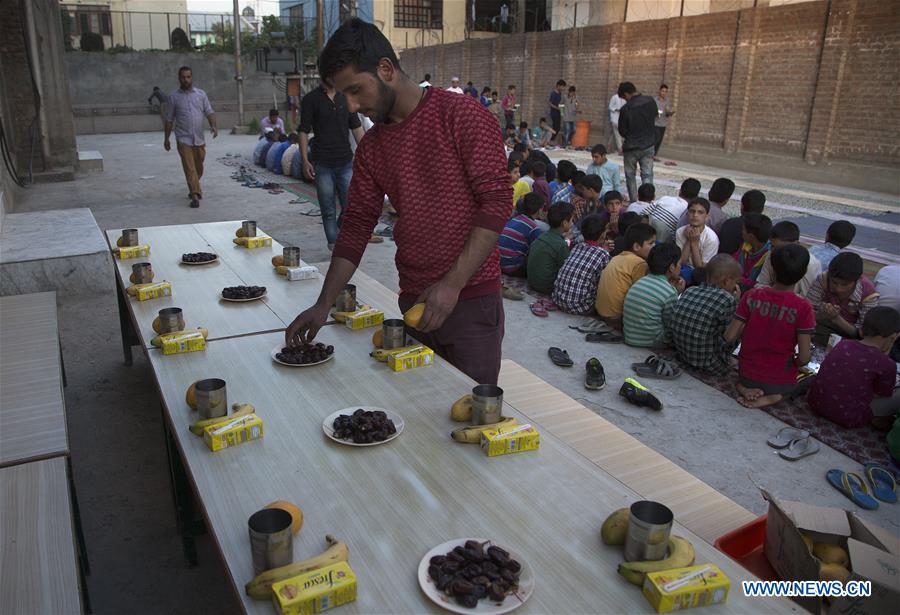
[15,132,900,614]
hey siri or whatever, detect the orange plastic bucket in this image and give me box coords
[571,120,591,147]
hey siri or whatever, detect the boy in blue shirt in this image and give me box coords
[586,144,622,199]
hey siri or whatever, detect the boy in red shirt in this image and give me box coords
[725,243,816,408]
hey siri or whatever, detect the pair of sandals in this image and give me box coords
[826,465,897,510]
[630,355,682,380]
[767,427,820,460]
[569,318,625,343]
[530,298,557,318]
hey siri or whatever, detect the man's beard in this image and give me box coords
[365,76,396,124]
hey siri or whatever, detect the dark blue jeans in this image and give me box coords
[314,161,353,245]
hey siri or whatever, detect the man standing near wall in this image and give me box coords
[617,81,657,203]
[164,66,217,209]
[548,79,565,146]
[608,91,625,154]
[653,84,675,160]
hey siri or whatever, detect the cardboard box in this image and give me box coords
[160,330,207,355]
[242,235,273,249]
[343,308,384,330]
[480,425,540,457]
[135,281,172,301]
[286,266,319,281]
[762,490,900,614]
[116,244,151,259]
[387,345,434,372]
[203,414,264,451]
[271,561,357,615]
[642,564,730,613]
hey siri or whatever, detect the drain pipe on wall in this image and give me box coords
[22,0,51,170]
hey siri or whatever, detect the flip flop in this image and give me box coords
[826,469,879,510]
[864,463,897,503]
[778,436,820,461]
[548,347,574,367]
[540,299,558,311]
[767,426,810,449]
[530,302,549,317]
[630,355,682,380]
[570,319,613,334]
[585,331,623,343]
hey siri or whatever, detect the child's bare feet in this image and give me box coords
[736,383,764,402]
[737,394,784,408]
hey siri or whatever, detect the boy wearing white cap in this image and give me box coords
[447,77,464,95]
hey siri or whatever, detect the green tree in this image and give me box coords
[80,32,105,52]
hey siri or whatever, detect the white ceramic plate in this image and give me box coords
[270,346,334,367]
[220,290,267,302]
[181,255,219,266]
[418,538,534,614]
[321,407,404,447]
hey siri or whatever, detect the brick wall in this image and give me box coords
[401,0,900,169]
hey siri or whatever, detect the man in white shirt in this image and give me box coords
[676,198,720,271]
[419,73,432,88]
[754,221,822,297]
[447,77,464,94]
[608,93,625,153]
[647,177,701,243]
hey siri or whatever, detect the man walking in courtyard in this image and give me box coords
[548,79,566,146]
[653,84,675,160]
[286,18,511,385]
[164,66,217,208]
[617,81,657,203]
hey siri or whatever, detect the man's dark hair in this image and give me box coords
[519,192,544,217]
[771,221,800,243]
[617,82,636,98]
[482,86,491,94]
[556,79,567,87]
[687,197,710,214]
[660,83,669,90]
[624,223,656,251]
[506,123,516,131]
[742,213,772,243]
[741,190,766,214]
[828,252,863,282]
[319,18,401,81]
[492,90,499,96]
[508,84,515,90]
[512,142,527,152]
[619,211,641,234]
[556,160,577,183]
[580,174,602,193]
[547,202,575,228]
[679,178,701,200]
[862,307,900,338]
[539,117,547,123]
[826,220,856,249]
[518,160,532,176]
[771,244,810,286]
[591,143,608,156]
[707,254,742,281]
[269,108,279,117]
[603,191,623,205]
[530,161,546,178]
[423,73,430,81]
[571,170,586,186]
[153,86,160,90]
[708,178,735,204]
[568,85,576,93]
[508,151,524,165]
[467,81,473,86]
[507,159,520,173]
[178,65,191,76]
[278,133,288,142]
[637,183,655,202]
[519,121,528,129]
[580,214,607,241]
[647,243,681,275]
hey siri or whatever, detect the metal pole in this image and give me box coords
[234,0,245,125]
[317,0,325,49]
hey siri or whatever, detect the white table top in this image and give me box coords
[0,457,82,614]
[105,225,286,347]
[148,328,793,614]
[0,292,69,468]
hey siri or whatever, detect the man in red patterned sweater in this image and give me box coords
[285,19,512,385]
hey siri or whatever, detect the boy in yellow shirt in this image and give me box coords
[595,223,656,330]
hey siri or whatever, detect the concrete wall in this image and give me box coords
[401,0,900,192]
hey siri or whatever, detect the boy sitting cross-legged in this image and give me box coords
[676,197,720,283]
[552,214,610,315]
[725,244,816,408]
[807,251,880,342]
[594,223,656,330]
[499,192,545,277]
[734,212,772,292]
[623,242,684,348]
[527,202,574,295]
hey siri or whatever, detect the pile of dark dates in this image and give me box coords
[331,408,397,444]
[429,541,521,608]
[276,342,333,365]
[182,252,218,263]
[222,285,266,300]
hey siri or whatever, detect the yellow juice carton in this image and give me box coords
[642,564,730,613]
[387,345,434,372]
[116,244,151,259]
[272,561,357,615]
[243,235,273,248]
[135,281,172,301]
[344,308,384,330]
[480,424,540,457]
[203,414,264,452]
[160,330,207,355]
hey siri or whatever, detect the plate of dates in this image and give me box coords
[181,252,218,265]
[322,406,404,447]
[221,285,267,302]
[271,343,334,367]
[418,538,533,613]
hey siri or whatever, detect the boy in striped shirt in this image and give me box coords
[623,243,684,347]
[499,193,545,276]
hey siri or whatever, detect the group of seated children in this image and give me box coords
[498,148,898,426]
[252,129,300,177]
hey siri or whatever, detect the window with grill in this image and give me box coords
[75,10,111,35]
[394,0,442,29]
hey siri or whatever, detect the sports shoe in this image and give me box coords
[585,358,606,390]
[618,377,662,411]
[189,198,200,208]
[502,285,524,300]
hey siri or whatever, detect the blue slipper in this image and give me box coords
[864,463,897,503]
[826,469,879,510]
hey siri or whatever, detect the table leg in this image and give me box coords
[67,456,93,612]
[115,274,138,366]
[59,344,68,388]
[160,403,200,567]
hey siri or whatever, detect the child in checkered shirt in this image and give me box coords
[552,215,610,314]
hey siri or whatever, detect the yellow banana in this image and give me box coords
[235,228,246,238]
[271,255,284,267]
[150,327,208,348]
[189,403,255,436]
[370,344,422,362]
[245,534,349,600]
[600,508,630,546]
[450,395,473,422]
[275,265,289,276]
[451,417,519,443]
[617,536,695,585]
[233,237,247,246]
